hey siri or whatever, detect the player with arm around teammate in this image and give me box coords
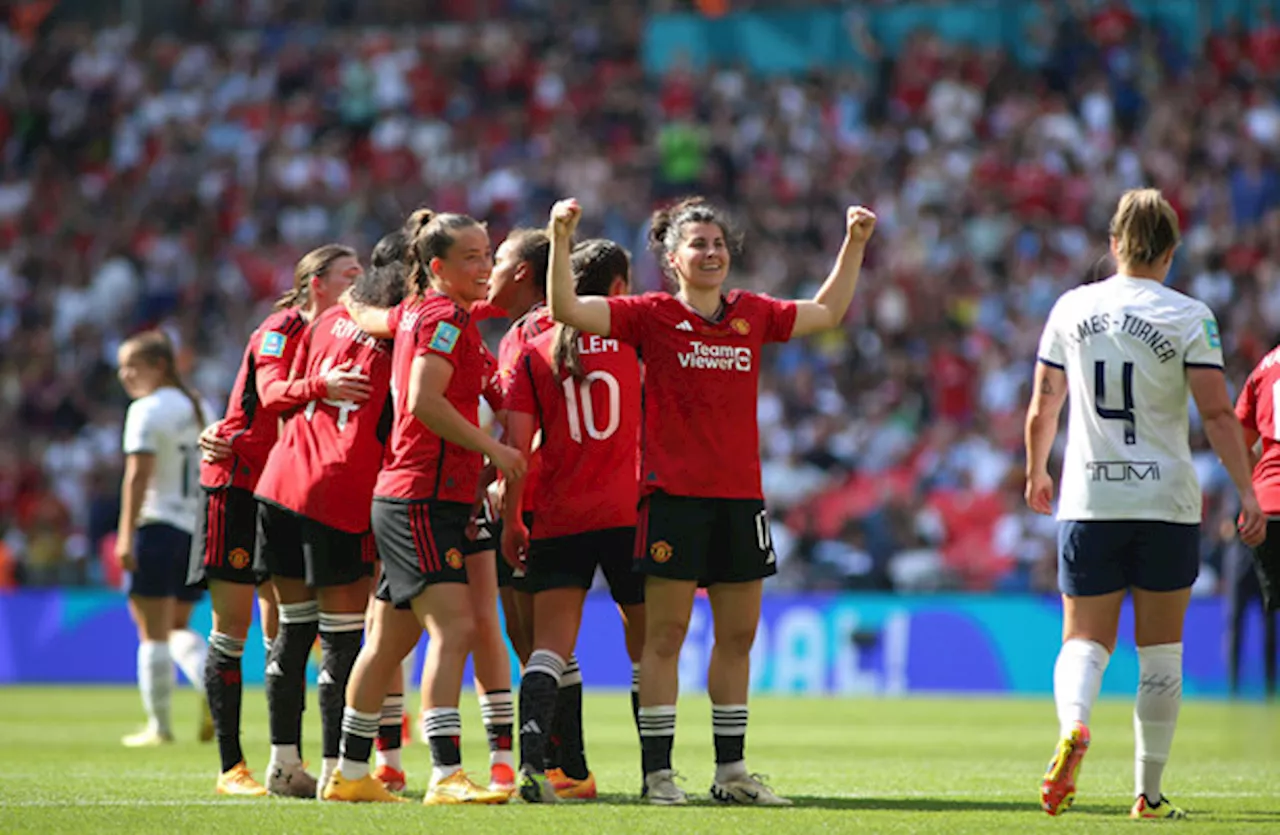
[115,330,218,748]
[190,245,366,796]
[347,215,522,796]
[501,238,644,803]
[324,209,525,805]
[1025,188,1265,820]
[545,196,876,805]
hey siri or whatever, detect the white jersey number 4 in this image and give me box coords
[1093,360,1137,445]
[304,358,363,431]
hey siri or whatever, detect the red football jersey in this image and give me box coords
[506,329,641,539]
[496,303,554,511]
[481,342,503,413]
[200,308,309,491]
[1236,344,1280,513]
[374,292,485,503]
[607,290,797,499]
[255,306,394,533]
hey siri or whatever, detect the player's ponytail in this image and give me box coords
[275,244,358,310]
[553,239,631,379]
[404,207,482,298]
[1110,188,1181,269]
[121,330,207,427]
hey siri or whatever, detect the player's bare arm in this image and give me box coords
[114,452,156,571]
[408,353,527,481]
[341,287,394,339]
[546,198,612,336]
[1024,362,1068,515]
[499,410,536,570]
[791,206,878,338]
[1189,367,1266,546]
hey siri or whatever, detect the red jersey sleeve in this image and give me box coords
[505,346,541,416]
[759,293,799,343]
[606,294,654,346]
[481,343,504,412]
[258,317,326,410]
[471,300,507,321]
[1237,373,1259,432]
[386,301,404,333]
[414,309,472,368]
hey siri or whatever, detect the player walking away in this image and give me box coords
[342,216,520,796]
[115,331,217,748]
[189,244,365,797]
[252,258,409,797]
[501,239,643,804]
[546,197,876,805]
[324,209,524,805]
[1231,342,1280,692]
[1025,188,1265,820]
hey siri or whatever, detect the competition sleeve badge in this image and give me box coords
[1203,319,1221,349]
[260,331,287,358]
[429,321,461,354]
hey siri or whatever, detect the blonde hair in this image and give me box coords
[1109,188,1180,268]
[120,330,206,427]
[274,244,357,310]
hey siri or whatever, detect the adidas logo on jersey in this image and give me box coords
[676,320,694,331]
[520,720,541,735]
[317,669,336,686]
[265,661,283,677]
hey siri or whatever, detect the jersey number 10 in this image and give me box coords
[1093,360,1137,445]
[562,371,621,443]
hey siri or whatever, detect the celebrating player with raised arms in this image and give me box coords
[325,209,524,805]
[115,330,217,748]
[546,196,875,805]
[502,238,644,803]
[190,244,365,796]
[1025,188,1265,820]
[252,256,409,797]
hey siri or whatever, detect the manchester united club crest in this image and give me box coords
[649,540,673,564]
[730,318,750,336]
[446,548,464,570]
[228,547,250,570]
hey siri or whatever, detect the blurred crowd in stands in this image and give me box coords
[2,0,1278,595]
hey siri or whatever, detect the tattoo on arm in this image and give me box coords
[1039,376,1055,396]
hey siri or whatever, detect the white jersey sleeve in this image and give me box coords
[121,388,206,534]
[1182,311,1224,368]
[1049,276,1215,524]
[122,399,161,455]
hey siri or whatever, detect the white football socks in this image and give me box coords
[1135,643,1183,801]
[1053,638,1110,737]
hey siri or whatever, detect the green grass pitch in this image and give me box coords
[2,687,1277,833]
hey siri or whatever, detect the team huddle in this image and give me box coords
[115,186,1280,818]
[113,195,878,806]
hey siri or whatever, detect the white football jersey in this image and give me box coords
[1037,274,1224,523]
[122,387,216,533]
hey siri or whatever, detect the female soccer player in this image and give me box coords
[501,238,644,803]
[1025,188,1265,820]
[341,215,522,796]
[545,197,876,805]
[189,244,365,796]
[115,330,216,748]
[324,209,524,805]
[253,257,411,797]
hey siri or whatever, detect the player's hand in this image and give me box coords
[1025,470,1054,515]
[490,444,527,482]
[324,360,372,402]
[115,539,137,573]
[549,199,582,237]
[846,206,877,244]
[1238,491,1267,547]
[501,516,529,571]
[198,419,231,463]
